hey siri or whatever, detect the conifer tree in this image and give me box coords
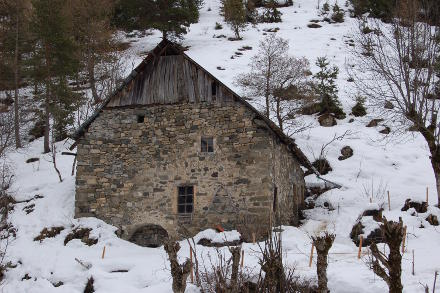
[261,0,282,23]
[30,0,80,152]
[223,0,247,39]
[314,57,345,119]
[113,0,202,39]
[0,0,32,148]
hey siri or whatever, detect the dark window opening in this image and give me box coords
[211,81,217,98]
[273,186,278,212]
[178,186,194,214]
[137,115,145,123]
[201,137,214,153]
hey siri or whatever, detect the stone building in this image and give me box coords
[72,40,314,247]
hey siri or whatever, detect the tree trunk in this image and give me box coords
[88,53,100,104]
[312,233,335,293]
[13,13,21,149]
[431,158,440,208]
[43,86,50,154]
[164,241,192,293]
[276,98,283,131]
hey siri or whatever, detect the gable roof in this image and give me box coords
[71,39,314,171]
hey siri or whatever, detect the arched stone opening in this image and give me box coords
[129,224,169,248]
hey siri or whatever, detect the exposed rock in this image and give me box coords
[64,228,98,246]
[197,238,242,247]
[384,100,394,109]
[307,23,322,28]
[379,126,391,134]
[307,158,332,175]
[348,118,354,123]
[426,214,439,226]
[401,199,428,213]
[318,113,337,127]
[366,118,383,127]
[26,158,39,163]
[338,146,353,161]
[34,226,64,242]
[362,209,383,222]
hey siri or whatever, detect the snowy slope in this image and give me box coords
[3,0,440,292]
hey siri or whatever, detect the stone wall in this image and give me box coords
[75,101,305,243]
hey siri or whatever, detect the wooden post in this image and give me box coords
[252,232,256,244]
[190,248,194,283]
[241,250,244,268]
[309,244,314,267]
[426,187,429,204]
[388,191,391,211]
[101,246,106,259]
[358,236,363,259]
[412,249,415,276]
[402,226,407,253]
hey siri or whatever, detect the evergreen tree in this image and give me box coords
[0,0,32,148]
[30,0,80,152]
[314,57,345,119]
[223,0,247,39]
[261,0,282,23]
[113,0,202,39]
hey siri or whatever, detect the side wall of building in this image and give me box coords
[75,101,304,241]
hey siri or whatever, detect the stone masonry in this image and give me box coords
[75,101,305,245]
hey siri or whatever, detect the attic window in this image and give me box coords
[201,137,214,153]
[137,115,145,123]
[178,186,194,214]
[211,81,217,99]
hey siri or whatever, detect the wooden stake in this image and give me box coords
[101,246,106,259]
[252,232,256,244]
[426,187,429,204]
[412,249,415,276]
[190,248,194,283]
[388,191,391,211]
[241,250,244,268]
[358,236,363,259]
[309,244,314,267]
[402,226,407,253]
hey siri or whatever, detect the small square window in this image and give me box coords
[201,137,214,153]
[178,186,194,214]
[137,115,145,123]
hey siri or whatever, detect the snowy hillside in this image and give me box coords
[2,0,440,292]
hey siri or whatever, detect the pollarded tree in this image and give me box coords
[223,0,247,39]
[237,34,316,132]
[349,0,440,206]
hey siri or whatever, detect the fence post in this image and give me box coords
[402,226,407,253]
[388,191,391,211]
[426,187,429,204]
[309,244,314,267]
[101,246,106,259]
[358,236,363,259]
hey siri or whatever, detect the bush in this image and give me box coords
[214,22,223,29]
[331,4,344,23]
[351,96,367,117]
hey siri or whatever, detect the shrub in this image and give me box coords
[351,96,367,117]
[331,4,344,23]
[214,22,223,30]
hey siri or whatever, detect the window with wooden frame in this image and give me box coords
[178,186,194,214]
[201,137,214,153]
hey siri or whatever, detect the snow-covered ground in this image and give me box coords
[3,0,440,292]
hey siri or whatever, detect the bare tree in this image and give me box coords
[164,241,192,293]
[369,217,404,293]
[349,0,440,206]
[237,34,317,132]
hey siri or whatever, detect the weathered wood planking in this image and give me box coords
[107,55,233,107]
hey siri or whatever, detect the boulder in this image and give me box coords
[338,146,353,161]
[426,214,439,226]
[384,100,394,109]
[379,126,391,134]
[366,118,383,127]
[318,113,337,127]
